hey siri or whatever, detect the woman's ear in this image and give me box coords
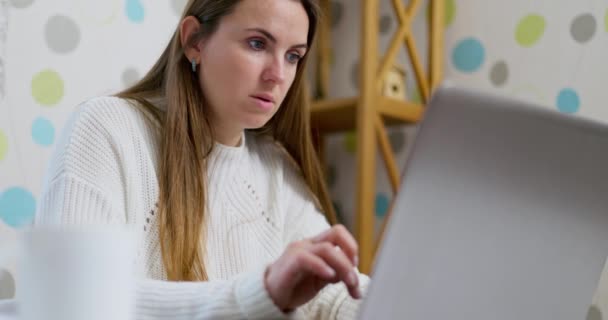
[180,16,203,63]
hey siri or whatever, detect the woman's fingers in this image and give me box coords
[266,232,364,312]
[265,242,339,310]
[312,225,359,267]
[310,242,362,299]
[291,249,337,281]
[278,242,336,286]
[310,225,363,299]
[265,236,363,313]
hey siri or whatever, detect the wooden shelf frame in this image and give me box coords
[311,0,444,273]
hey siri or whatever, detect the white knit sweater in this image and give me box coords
[35,96,368,319]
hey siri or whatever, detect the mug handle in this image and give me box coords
[0,243,17,301]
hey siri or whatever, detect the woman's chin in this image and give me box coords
[242,116,273,130]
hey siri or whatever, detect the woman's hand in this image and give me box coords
[264,225,362,312]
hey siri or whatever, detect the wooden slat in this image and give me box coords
[376,25,409,92]
[311,97,357,112]
[376,96,424,122]
[404,34,430,102]
[430,0,445,90]
[356,0,379,274]
[318,0,332,98]
[310,97,420,133]
[310,108,355,134]
[310,109,355,133]
[405,0,423,20]
[374,114,400,194]
[390,0,408,25]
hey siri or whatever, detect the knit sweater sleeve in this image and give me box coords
[35,98,288,320]
[38,177,288,320]
[280,155,370,320]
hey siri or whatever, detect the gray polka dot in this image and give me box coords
[330,1,343,28]
[571,13,596,43]
[0,269,15,299]
[489,60,509,87]
[45,15,80,54]
[586,305,602,320]
[333,201,344,223]
[327,165,337,187]
[388,130,407,153]
[350,61,359,90]
[9,0,34,8]
[330,48,336,67]
[0,59,5,99]
[171,0,188,16]
[122,68,140,87]
[379,14,393,34]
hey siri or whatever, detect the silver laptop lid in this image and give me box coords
[359,84,608,320]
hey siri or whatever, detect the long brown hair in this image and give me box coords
[116,0,336,282]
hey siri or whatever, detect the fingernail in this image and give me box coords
[354,256,359,267]
[348,271,357,286]
[325,267,336,278]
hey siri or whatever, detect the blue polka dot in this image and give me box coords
[31,117,55,146]
[126,0,145,23]
[375,194,390,218]
[557,88,580,114]
[0,187,36,228]
[452,37,485,73]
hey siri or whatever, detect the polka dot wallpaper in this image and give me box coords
[0,0,184,227]
[0,0,186,296]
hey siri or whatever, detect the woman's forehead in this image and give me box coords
[220,0,309,44]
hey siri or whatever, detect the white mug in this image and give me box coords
[0,225,136,320]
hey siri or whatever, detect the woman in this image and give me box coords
[36,0,369,318]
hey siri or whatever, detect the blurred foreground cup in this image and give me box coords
[0,225,136,320]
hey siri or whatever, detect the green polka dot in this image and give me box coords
[515,14,546,47]
[31,69,64,106]
[411,87,422,104]
[344,131,357,154]
[0,130,7,161]
[445,0,456,27]
[426,0,456,27]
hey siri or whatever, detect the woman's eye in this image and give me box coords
[248,39,265,50]
[287,52,302,64]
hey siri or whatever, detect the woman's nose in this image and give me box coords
[262,57,286,84]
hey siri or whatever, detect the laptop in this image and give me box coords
[358,84,608,320]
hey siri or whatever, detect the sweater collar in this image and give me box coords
[206,131,247,182]
[211,131,246,163]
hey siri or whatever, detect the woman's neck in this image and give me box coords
[214,128,244,147]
